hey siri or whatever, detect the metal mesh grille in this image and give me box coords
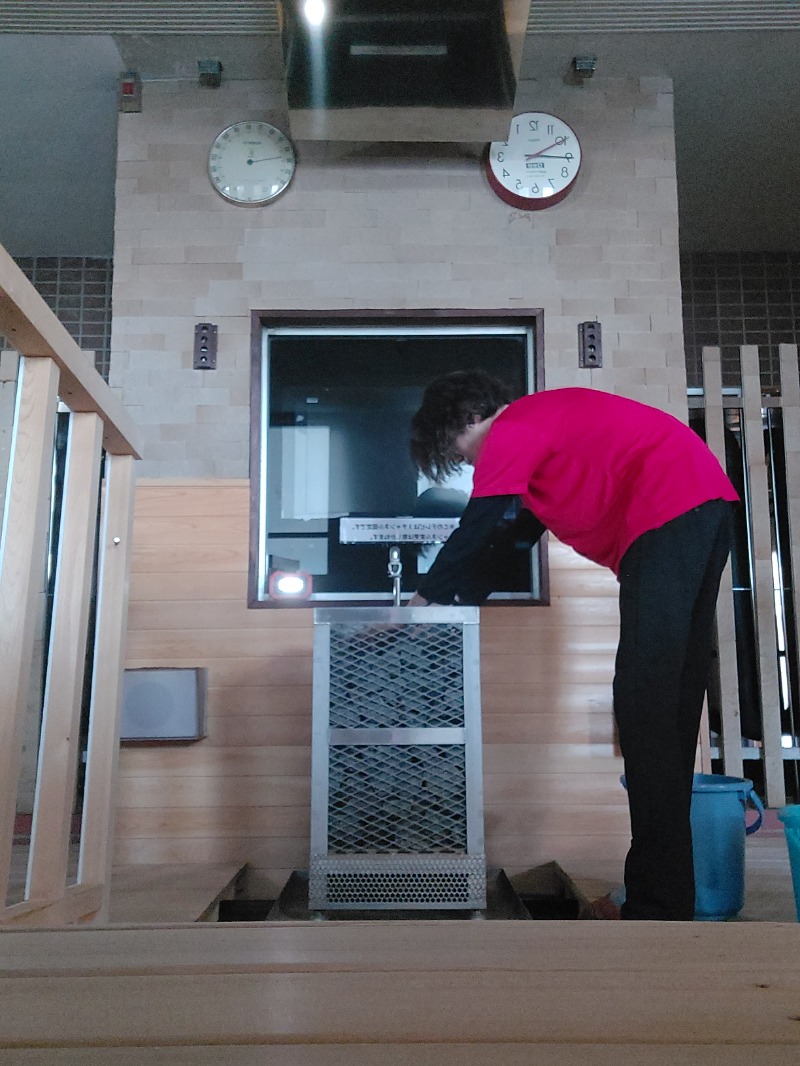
[329,623,464,728]
[328,745,467,854]
[310,855,486,908]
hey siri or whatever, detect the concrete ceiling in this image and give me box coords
[1,27,799,257]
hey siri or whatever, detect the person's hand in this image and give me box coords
[354,593,432,643]
[406,592,430,607]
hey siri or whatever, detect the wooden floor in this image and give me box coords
[3,835,798,1061]
[2,919,800,1062]
[567,831,799,923]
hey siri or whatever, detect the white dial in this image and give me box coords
[486,112,581,210]
[208,121,296,206]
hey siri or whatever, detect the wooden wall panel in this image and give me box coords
[117,480,626,893]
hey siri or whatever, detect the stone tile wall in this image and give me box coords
[681,252,800,392]
[109,75,684,477]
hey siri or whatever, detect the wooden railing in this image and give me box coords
[0,245,141,926]
[700,343,800,807]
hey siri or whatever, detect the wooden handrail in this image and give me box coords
[1,245,138,926]
[0,245,141,458]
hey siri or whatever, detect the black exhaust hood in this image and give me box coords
[280,0,532,141]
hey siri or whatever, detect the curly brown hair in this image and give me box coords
[410,370,513,482]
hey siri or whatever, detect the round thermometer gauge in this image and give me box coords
[208,121,296,206]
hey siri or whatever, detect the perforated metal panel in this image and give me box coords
[310,607,486,910]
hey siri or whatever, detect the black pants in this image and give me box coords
[614,499,733,921]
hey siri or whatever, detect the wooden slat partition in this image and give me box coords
[26,413,103,902]
[0,357,60,898]
[1,921,800,1059]
[79,453,136,918]
[740,345,786,806]
[780,343,800,773]
[701,346,744,777]
[699,343,800,801]
[0,245,141,926]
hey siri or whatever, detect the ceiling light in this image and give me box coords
[349,44,448,57]
[303,0,326,27]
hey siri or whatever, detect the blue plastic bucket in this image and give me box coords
[690,773,763,920]
[777,805,800,922]
[621,773,763,920]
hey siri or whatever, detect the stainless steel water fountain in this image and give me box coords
[308,518,486,911]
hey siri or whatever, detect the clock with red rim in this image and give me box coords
[486,112,581,209]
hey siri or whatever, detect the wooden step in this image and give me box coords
[1,921,799,1057]
[108,862,246,924]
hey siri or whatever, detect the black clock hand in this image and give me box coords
[247,156,284,164]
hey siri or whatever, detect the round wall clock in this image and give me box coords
[485,112,581,210]
[208,121,296,206]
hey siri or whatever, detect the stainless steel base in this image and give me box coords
[270,867,529,921]
[309,852,486,910]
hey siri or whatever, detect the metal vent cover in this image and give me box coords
[5,1,796,35]
[310,854,487,908]
[528,1,800,32]
[310,607,486,910]
[0,1,279,33]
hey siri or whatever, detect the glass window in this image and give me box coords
[249,314,545,606]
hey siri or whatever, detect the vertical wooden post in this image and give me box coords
[779,344,800,759]
[0,351,19,520]
[26,412,103,902]
[701,346,743,778]
[78,452,135,919]
[740,345,786,806]
[0,356,60,898]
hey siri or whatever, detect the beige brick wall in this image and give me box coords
[110,75,685,477]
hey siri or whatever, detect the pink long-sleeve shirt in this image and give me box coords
[471,388,739,575]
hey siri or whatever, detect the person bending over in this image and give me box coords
[407,370,738,922]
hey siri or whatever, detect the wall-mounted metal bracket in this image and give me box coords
[578,321,602,368]
[193,323,218,369]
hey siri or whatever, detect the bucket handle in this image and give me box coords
[744,787,764,836]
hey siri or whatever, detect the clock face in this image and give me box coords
[208,121,296,205]
[486,112,581,210]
